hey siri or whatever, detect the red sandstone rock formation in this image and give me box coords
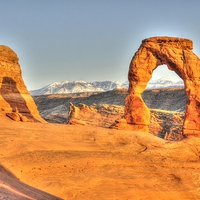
[67,102,124,127]
[0,45,45,122]
[125,36,200,136]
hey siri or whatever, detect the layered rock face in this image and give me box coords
[125,36,200,136]
[0,45,45,122]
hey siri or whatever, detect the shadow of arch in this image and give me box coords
[0,164,63,199]
[1,77,39,122]
[125,36,200,137]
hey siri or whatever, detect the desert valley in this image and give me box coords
[1,37,200,200]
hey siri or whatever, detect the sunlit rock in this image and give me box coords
[125,36,200,136]
[0,45,45,122]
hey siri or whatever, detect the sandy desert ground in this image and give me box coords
[1,112,200,200]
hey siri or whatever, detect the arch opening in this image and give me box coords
[149,64,182,84]
[142,64,186,140]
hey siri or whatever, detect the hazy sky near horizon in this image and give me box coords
[1,0,200,90]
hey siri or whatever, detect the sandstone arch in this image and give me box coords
[124,36,200,136]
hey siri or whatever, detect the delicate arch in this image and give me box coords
[125,36,200,136]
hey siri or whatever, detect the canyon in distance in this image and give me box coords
[1,37,200,200]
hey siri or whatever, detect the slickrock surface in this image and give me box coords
[0,45,45,122]
[0,165,61,199]
[0,113,200,199]
[125,36,200,136]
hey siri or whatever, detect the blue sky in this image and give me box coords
[1,0,200,90]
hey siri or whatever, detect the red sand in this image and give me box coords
[0,113,200,199]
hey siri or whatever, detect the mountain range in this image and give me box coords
[30,77,184,96]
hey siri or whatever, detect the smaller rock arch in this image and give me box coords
[124,36,200,136]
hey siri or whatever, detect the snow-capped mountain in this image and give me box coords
[30,78,184,96]
[146,77,184,89]
[30,80,124,96]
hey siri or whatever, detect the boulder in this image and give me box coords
[6,112,21,122]
[68,119,87,126]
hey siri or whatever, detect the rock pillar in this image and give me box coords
[0,45,45,122]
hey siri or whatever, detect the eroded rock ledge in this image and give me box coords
[142,36,193,50]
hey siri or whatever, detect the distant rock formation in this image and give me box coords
[125,36,200,136]
[65,102,185,140]
[0,45,45,122]
[67,102,124,127]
